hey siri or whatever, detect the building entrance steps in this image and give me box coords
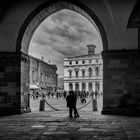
[0,111,140,140]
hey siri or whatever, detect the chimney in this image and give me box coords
[87,44,96,55]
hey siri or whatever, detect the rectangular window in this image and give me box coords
[76,60,78,64]
[82,60,85,64]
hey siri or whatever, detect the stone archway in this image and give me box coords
[17,0,108,113]
[0,0,139,116]
[17,1,108,53]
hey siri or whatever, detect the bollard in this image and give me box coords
[39,99,45,111]
[92,99,97,111]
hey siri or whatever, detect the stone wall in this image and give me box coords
[0,52,21,115]
[102,49,140,115]
[29,55,58,93]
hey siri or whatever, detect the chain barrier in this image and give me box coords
[44,98,94,111]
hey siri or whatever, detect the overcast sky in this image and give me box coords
[29,9,103,78]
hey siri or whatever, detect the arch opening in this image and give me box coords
[18,1,105,113]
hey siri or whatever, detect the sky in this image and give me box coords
[29,9,103,78]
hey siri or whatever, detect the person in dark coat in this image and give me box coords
[66,90,80,118]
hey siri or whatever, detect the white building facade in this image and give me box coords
[64,45,103,93]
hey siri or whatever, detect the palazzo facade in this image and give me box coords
[30,55,58,93]
[64,45,103,93]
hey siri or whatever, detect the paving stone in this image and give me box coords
[0,111,140,140]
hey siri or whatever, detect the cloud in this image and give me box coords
[29,9,103,77]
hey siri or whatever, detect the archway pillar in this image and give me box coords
[102,49,140,116]
[20,52,31,113]
[0,51,31,115]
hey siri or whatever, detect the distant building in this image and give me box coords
[64,45,103,93]
[29,55,58,93]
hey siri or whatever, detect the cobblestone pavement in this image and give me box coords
[0,110,140,140]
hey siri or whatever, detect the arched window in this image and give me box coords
[74,68,79,78]
[82,83,86,91]
[69,83,73,90]
[95,82,100,92]
[95,67,99,76]
[82,60,85,64]
[69,71,72,78]
[75,83,79,91]
[88,82,92,92]
[88,67,92,77]
[82,70,85,78]
[75,71,78,78]
[69,61,72,65]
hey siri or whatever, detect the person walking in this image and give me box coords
[66,90,80,119]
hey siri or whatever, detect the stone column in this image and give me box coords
[21,52,31,113]
[92,82,95,92]
[64,82,69,91]
[86,82,89,92]
[73,83,75,91]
